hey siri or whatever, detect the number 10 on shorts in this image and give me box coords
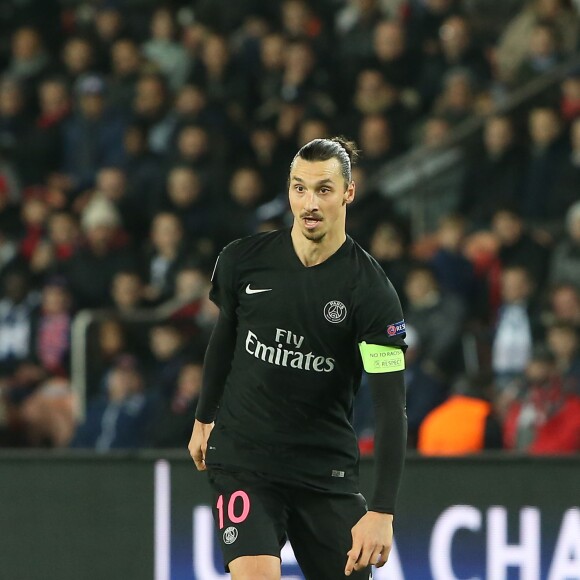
[216,491,251,529]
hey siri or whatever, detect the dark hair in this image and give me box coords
[291,136,360,186]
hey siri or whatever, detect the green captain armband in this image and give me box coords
[358,341,405,373]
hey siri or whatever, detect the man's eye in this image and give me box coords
[320,188,330,194]
[295,185,305,192]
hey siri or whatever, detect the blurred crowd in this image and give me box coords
[0,0,579,454]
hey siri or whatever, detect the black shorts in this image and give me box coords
[208,467,372,580]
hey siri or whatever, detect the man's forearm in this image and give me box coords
[195,312,237,423]
[367,371,407,514]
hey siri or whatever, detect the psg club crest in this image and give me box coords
[223,526,238,544]
[324,300,347,323]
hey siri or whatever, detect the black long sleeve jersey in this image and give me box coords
[204,228,407,495]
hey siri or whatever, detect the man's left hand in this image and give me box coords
[344,511,393,576]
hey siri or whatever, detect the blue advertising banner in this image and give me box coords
[0,453,579,580]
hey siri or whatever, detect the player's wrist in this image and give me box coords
[367,510,394,522]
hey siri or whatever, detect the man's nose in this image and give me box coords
[304,190,318,211]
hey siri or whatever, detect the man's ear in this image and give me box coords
[344,181,356,205]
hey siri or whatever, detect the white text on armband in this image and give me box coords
[245,330,335,372]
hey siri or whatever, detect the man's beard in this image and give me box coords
[302,228,325,243]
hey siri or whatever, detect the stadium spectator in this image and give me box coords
[347,167,395,249]
[460,115,524,228]
[549,201,580,290]
[62,74,126,192]
[335,0,386,72]
[417,14,490,111]
[404,263,466,378]
[0,269,39,375]
[29,277,72,376]
[142,7,189,91]
[19,376,74,447]
[404,324,447,447]
[6,27,53,104]
[71,354,152,450]
[358,113,397,174]
[403,0,461,56]
[492,266,539,389]
[107,38,143,112]
[140,212,188,304]
[14,77,70,188]
[160,166,213,245]
[520,107,569,225]
[491,207,550,286]
[418,372,503,455]
[369,19,419,92]
[546,322,580,393]
[512,22,562,88]
[544,284,580,327]
[503,351,580,453]
[429,213,477,306]
[131,73,177,155]
[148,361,202,448]
[110,270,145,314]
[495,0,579,84]
[369,221,414,301]
[60,36,96,86]
[550,116,580,226]
[63,196,133,309]
[0,78,28,160]
[147,323,189,400]
[560,67,580,122]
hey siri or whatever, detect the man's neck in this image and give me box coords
[290,225,346,267]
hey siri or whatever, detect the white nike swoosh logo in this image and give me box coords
[245,284,273,294]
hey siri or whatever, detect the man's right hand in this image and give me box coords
[188,420,214,471]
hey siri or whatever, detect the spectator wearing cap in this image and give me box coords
[62,196,134,308]
[61,73,127,192]
[71,354,153,450]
